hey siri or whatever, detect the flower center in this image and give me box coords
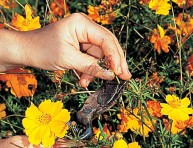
[38,114,51,125]
[22,19,31,26]
[169,100,181,108]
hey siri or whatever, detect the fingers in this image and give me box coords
[80,43,104,58]
[66,48,114,80]
[79,74,94,88]
[74,13,131,80]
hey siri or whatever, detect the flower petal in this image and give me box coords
[49,120,66,134]
[53,109,70,123]
[181,97,191,107]
[22,118,39,132]
[165,94,178,103]
[26,104,42,119]
[28,126,42,145]
[42,132,55,147]
[39,100,52,115]
[157,25,165,38]
[50,101,63,117]
[55,124,69,138]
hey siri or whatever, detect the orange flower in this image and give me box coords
[0,103,6,119]
[186,54,193,76]
[146,100,162,118]
[168,13,193,44]
[163,117,193,135]
[117,107,155,137]
[87,5,116,25]
[50,0,69,17]
[175,13,193,36]
[149,25,171,54]
[0,0,16,9]
[12,4,41,31]
[172,0,193,8]
[0,68,37,98]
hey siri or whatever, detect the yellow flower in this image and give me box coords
[12,4,41,31]
[22,100,70,147]
[128,142,141,148]
[0,103,6,119]
[113,139,128,148]
[149,0,171,15]
[161,95,193,121]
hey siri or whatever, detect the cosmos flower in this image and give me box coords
[22,100,70,147]
[0,103,6,119]
[150,25,171,54]
[149,0,171,15]
[0,68,37,98]
[117,107,155,137]
[161,94,193,121]
[113,139,128,148]
[12,4,41,31]
[87,5,116,25]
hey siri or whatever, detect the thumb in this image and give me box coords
[67,50,114,80]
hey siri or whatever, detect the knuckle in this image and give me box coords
[70,13,87,21]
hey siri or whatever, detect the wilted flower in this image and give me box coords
[22,100,70,147]
[147,72,165,88]
[149,0,171,15]
[146,100,162,118]
[0,68,37,98]
[149,25,171,54]
[12,4,41,31]
[0,0,16,9]
[161,94,193,121]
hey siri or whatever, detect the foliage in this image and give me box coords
[1,0,193,147]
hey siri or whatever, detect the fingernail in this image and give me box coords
[85,80,90,87]
[127,69,132,78]
[117,66,122,75]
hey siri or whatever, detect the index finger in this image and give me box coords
[75,14,122,76]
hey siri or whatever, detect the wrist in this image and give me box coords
[0,29,28,72]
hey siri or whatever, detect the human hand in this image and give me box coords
[0,13,131,87]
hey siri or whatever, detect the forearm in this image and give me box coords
[0,29,26,72]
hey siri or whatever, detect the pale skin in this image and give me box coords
[0,13,131,147]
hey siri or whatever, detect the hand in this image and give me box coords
[0,13,131,87]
